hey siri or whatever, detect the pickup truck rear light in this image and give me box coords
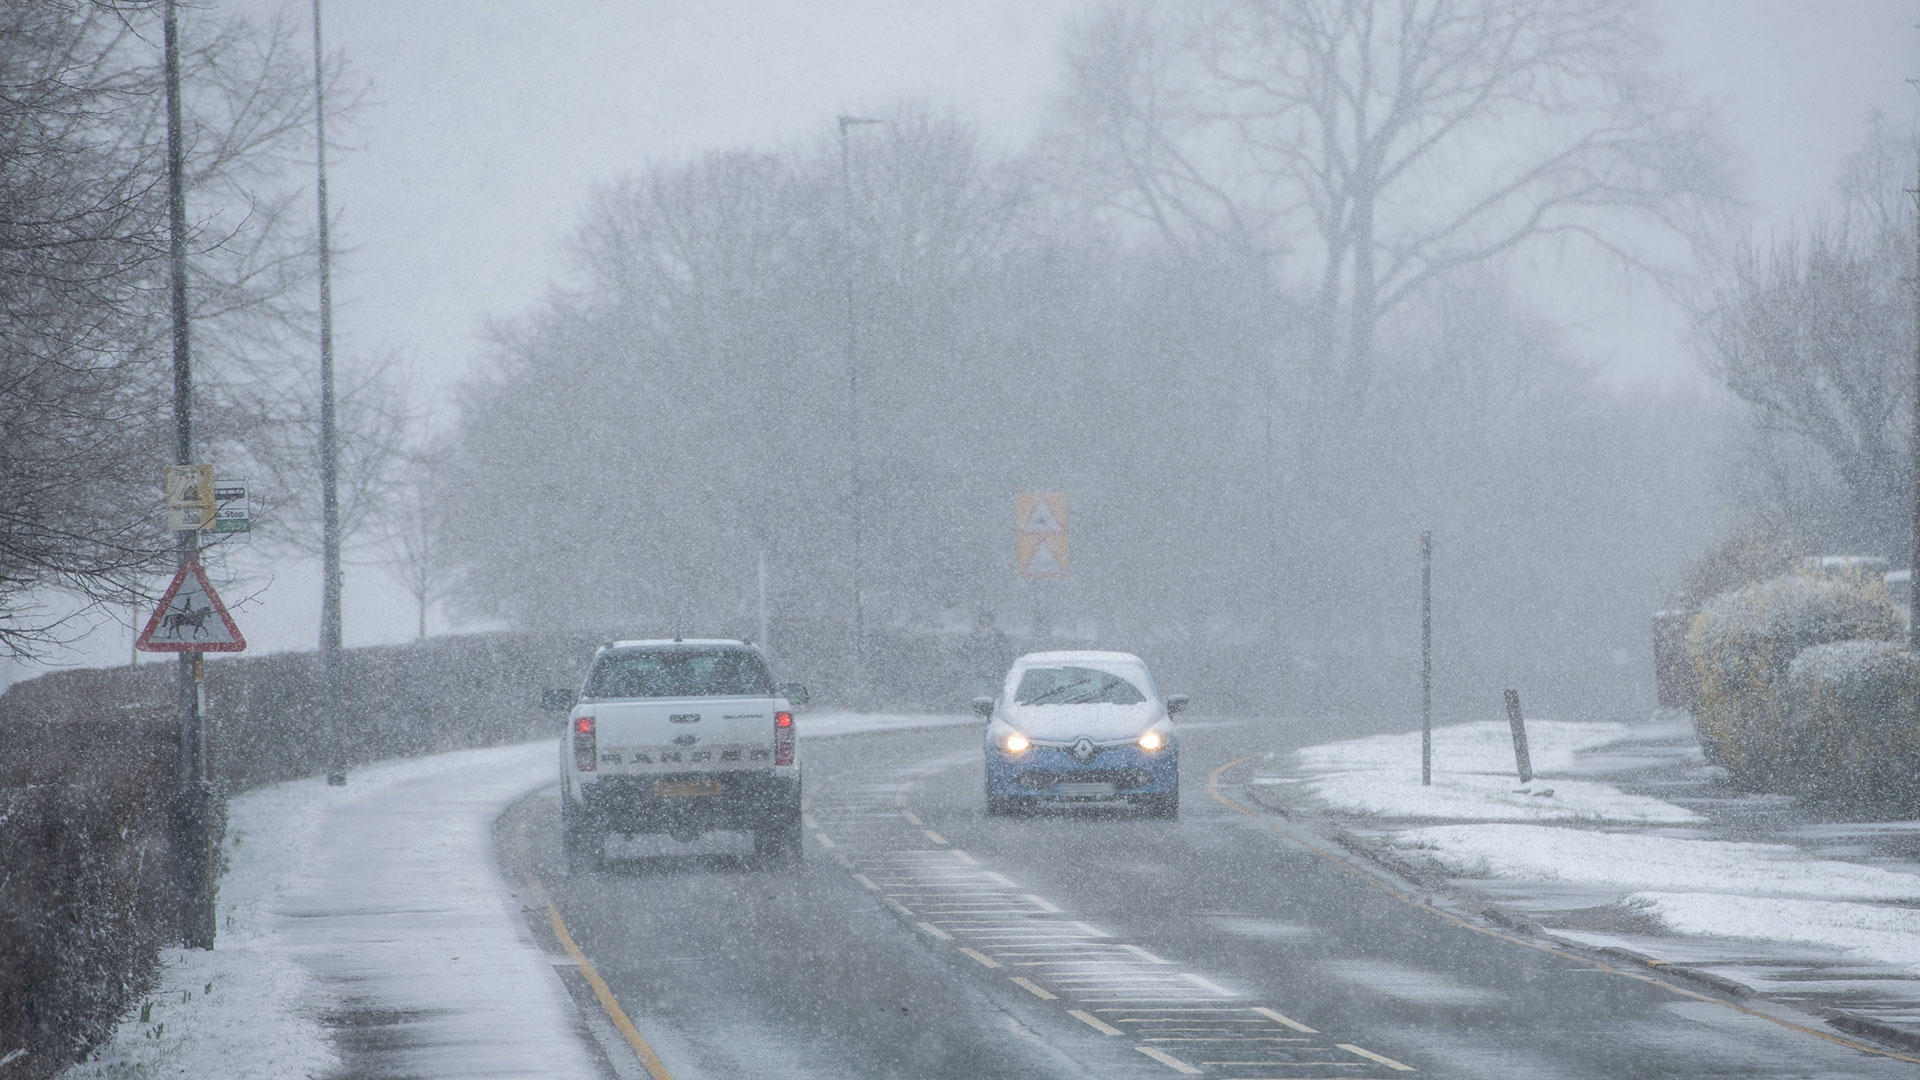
[573,716,596,771]
[774,711,794,766]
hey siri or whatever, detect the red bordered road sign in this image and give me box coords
[1016,492,1068,579]
[135,558,246,652]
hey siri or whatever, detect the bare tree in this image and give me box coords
[0,0,351,658]
[1699,115,1917,557]
[380,432,451,641]
[1054,0,1729,394]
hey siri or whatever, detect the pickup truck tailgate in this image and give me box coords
[584,695,779,773]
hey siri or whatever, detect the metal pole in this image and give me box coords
[757,548,770,654]
[1909,145,1920,649]
[838,114,879,704]
[1420,530,1432,786]
[312,0,346,785]
[163,0,215,950]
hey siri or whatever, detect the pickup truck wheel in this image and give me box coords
[561,801,601,873]
[754,816,802,862]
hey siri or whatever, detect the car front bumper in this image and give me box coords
[984,741,1176,799]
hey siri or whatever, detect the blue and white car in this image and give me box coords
[975,650,1186,818]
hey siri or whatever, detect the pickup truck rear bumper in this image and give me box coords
[578,770,800,835]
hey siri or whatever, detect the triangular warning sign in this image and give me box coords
[1023,540,1063,576]
[1018,533,1067,579]
[136,559,246,653]
[1019,494,1065,534]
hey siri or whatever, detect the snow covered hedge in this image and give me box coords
[1784,641,1920,809]
[1689,569,1902,787]
[0,630,596,1078]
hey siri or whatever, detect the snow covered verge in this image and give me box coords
[1260,719,1700,823]
[1261,719,1920,983]
[55,711,967,1079]
[1390,824,1920,975]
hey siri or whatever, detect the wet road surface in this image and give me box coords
[498,719,1920,1079]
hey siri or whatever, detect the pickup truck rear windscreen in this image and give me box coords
[585,648,774,699]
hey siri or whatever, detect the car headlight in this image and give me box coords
[1004,732,1030,754]
[1138,721,1173,752]
[1138,730,1162,751]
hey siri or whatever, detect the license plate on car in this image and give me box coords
[653,779,724,797]
[1055,782,1115,795]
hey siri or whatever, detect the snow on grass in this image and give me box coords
[1274,720,1699,823]
[1288,718,1920,981]
[1629,892,1920,972]
[1392,824,1920,902]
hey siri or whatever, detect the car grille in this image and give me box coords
[1014,768,1153,791]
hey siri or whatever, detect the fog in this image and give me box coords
[14,4,1920,1077]
[9,0,1916,729]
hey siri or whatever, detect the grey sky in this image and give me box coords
[16,0,1916,680]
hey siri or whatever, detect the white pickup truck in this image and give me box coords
[552,639,807,869]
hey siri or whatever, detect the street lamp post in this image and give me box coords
[311,0,346,785]
[162,0,216,951]
[839,114,881,703]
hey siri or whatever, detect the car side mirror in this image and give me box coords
[541,689,576,713]
[778,682,810,706]
[971,696,995,719]
[1165,695,1188,716]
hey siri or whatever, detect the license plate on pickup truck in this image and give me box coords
[653,779,725,797]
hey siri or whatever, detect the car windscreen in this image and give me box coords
[585,649,774,698]
[1013,665,1148,706]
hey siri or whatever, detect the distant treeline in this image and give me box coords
[435,106,1720,720]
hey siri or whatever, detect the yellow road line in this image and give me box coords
[526,875,676,1080]
[813,831,836,848]
[1206,755,1920,1065]
[902,810,924,826]
[917,921,954,940]
[923,829,949,845]
[1339,1042,1416,1071]
[1068,1009,1125,1035]
[853,873,879,891]
[1133,1045,1203,1074]
[1009,976,1058,1000]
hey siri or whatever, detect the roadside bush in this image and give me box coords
[1784,641,1920,811]
[0,783,173,1075]
[0,630,595,1077]
[1689,569,1901,786]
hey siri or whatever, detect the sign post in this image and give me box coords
[1421,531,1432,787]
[160,0,217,951]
